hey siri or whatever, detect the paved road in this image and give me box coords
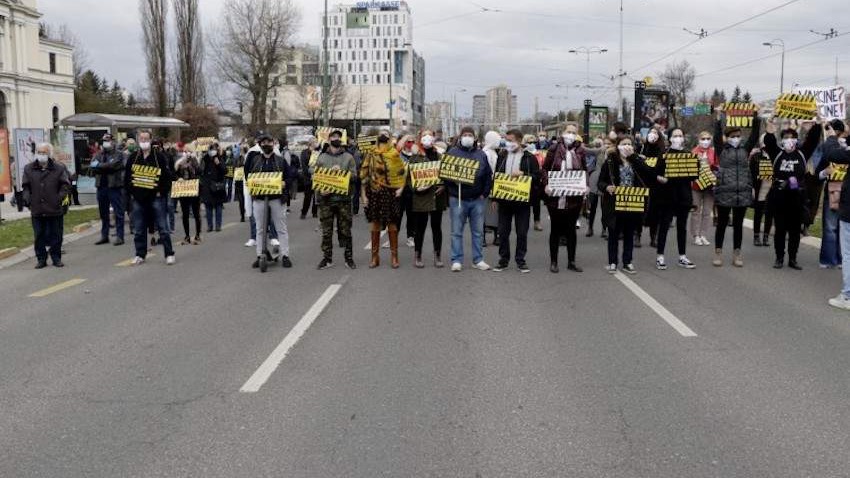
[1,201,849,477]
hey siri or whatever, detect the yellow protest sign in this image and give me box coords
[439,155,480,185]
[644,156,658,168]
[131,164,161,190]
[829,163,847,182]
[317,127,348,145]
[195,137,217,153]
[491,173,531,202]
[409,161,441,188]
[308,151,320,168]
[695,165,716,191]
[724,103,758,128]
[233,167,245,181]
[225,165,234,178]
[357,135,378,154]
[247,172,283,196]
[313,168,351,195]
[614,186,649,212]
[775,93,817,120]
[171,179,199,198]
[757,159,774,180]
[664,152,699,178]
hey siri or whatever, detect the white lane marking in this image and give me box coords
[29,278,87,298]
[613,272,698,337]
[240,278,348,393]
[363,230,387,250]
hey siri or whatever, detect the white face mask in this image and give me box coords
[728,137,741,148]
[35,153,49,164]
[647,132,659,143]
[460,136,475,148]
[139,141,151,151]
[670,136,684,148]
[421,135,434,148]
[782,138,798,152]
[505,141,519,153]
[209,149,218,157]
[618,145,633,157]
[608,131,618,140]
[102,141,113,150]
[839,137,848,148]
[699,139,712,149]
[563,133,576,145]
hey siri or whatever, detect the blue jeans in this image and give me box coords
[167,198,177,234]
[841,221,850,297]
[821,197,841,267]
[205,203,223,230]
[249,215,278,240]
[449,196,485,265]
[132,197,174,258]
[225,178,234,202]
[97,187,124,240]
[32,215,62,263]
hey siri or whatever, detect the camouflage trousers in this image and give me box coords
[319,199,353,261]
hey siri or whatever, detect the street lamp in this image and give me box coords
[569,47,608,88]
[762,39,785,94]
[453,88,467,137]
[549,95,568,121]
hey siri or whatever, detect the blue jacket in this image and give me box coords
[444,145,492,200]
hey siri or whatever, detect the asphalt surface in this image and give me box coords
[1,199,849,477]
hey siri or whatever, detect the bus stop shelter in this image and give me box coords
[57,113,190,139]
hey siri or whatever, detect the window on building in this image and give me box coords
[372,39,377,48]
[337,51,342,61]
[49,53,56,74]
[287,64,296,74]
[51,106,59,126]
[333,16,338,26]
[387,74,391,84]
[383,38,388,48]
[348,39,352,48]
[398,26,402,35]
[372,15,376,24]
[352,75,357,84]
[394,38,398,48]
[333,39,338,48]
[348,63,352,72]
[375,27,380,36]
[337,28,341,36]
[359,39,364,48]
[359,63,363,72]
[363,74,368,84]
[394,14,398,23]
[384,63,388,72]
[0,91,6,129]
[376,75,381,84]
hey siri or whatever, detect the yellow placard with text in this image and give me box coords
[614,186,649,212]
[171,179,199,198]
[829,163,847,182]
[664,152,700,179]
[313,167,351,195]
[409,161,441,189]
[131,164,161,190]
[247,172,283,196]
[233,167,245,181]
[439,155,480,185]
[491,173,531,202]
[775,93,817,120]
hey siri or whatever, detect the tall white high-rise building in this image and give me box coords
[485,85,517,126]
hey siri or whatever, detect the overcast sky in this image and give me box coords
[39,0,849,118]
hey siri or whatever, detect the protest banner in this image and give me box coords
[491,173,531,202]
[439,155,480,185]
[313,168,351,195]
[614,186,650,212]
[409,161,441,188]
[233,167,245,182]
[695,165,716,190]
[131,164,161,190]
[547,170,587,196]
[775,93,817,120]
[757,159,774,180]
[723,102,758,128]
[664,152,700,178]
[357,135,378,153]
[195,137,216,153]
[644,156,658,168]
[225,165,234,178]
[792,85,846,121]
[247,172,283,196]
[317,127,348,145]
[171,179,199,198]
[829,163,847,182]
[308,151,320,168]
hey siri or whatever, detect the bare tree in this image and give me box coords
[658,59,696,125]
[140,0,169,117]
[287,81,350,129]
[209,0,301,132]
[42,23,89,82]
[174,0,204,106]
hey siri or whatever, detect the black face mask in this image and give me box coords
[377,135,390,144]
[330,140,342,148]
[261,145,274,155]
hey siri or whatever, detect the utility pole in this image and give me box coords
[321,0,329,127]
[389,75,393,132]
[617,0,624,121]
[762,39,785,94]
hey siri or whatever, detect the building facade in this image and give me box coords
[472,95,485,124]
[0,0,74,133]
[485,85,517,126]
[424,101,451,137]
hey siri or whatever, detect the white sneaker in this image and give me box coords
[131,256,145,266]
[575,220,581,229]
[622,263,637,274]
[474,261,491,271]
[606,263,617,274]
[245,239,256,247]
[828,294,850,310]
[406,237,415,248]
[270,238,280,247]
[678,256,696,269]
[166,255,176,265]
[656,256,667,270]
[700,236,711,246]
[451,262,462,272]
[693,236,703,246]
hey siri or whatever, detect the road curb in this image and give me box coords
[0,220,100,269]
[0,247,20,260]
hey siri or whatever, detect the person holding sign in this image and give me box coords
[817,120,849,269]
[174,151,202,245]
[444,126,493,272]
[541,126,588,273]
[244,133,294,269]
[312,130,356,270]
[491,130,540,273]
[407,129,446,268]
[748,134,774,248]
[124,131,175,266]
[598,136,653,275]
[652,129,697,270]
[200,143,228,233]
[691,131,718,247]
[361,129,406,269]
[712,105,761,267]
[638,127,666,249]
[821,121,850,309]
[763,121,822,270]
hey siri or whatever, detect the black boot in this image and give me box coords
[754,235,762,247]
[762,233,770,247]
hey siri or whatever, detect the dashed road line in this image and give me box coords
[613,272,698,337]
[29,278,87,298]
